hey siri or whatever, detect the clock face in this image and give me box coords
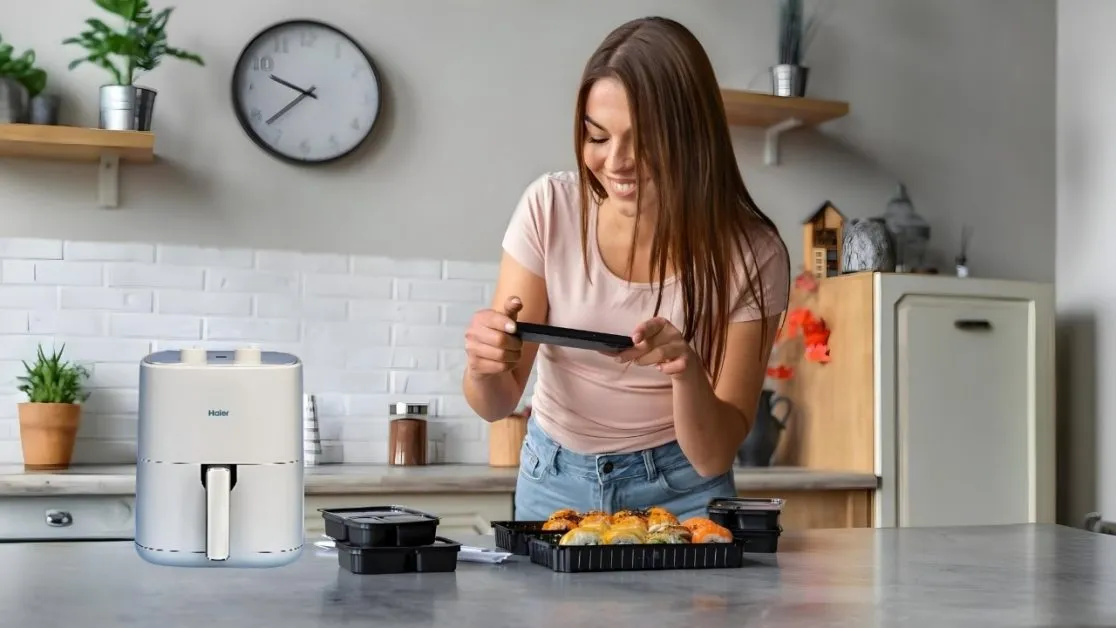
[231,20,382,165]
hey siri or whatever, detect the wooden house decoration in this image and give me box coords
[802,201,846,279]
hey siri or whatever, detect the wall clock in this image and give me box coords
[230,19,382,165]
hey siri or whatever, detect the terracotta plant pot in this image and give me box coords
[18,402,82,470]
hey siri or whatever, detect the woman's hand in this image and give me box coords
[614,317,699,377]
[464,296,524,379]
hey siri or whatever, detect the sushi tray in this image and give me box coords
[319,505,461,574]
[490,520,564,555]
[524,506,762,573]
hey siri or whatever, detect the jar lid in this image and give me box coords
[389,402,429,417]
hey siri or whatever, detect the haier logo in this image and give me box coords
[207,410,230,417]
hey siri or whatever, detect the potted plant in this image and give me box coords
[63,0,204,131]
[0,35,48,124]
[772,0,822,97]
[16,345,91,470]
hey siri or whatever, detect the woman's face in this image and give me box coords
[582,77,656,217]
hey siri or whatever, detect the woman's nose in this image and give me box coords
[607,142,635,172]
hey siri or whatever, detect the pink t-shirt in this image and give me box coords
[502,171,790,454]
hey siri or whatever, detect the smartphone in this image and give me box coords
[513,322,634,353]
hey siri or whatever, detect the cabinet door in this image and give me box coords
[896,296,1031,527]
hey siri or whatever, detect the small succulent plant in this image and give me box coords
[17,345,91,404]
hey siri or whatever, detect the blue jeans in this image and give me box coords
[514,418,736,522]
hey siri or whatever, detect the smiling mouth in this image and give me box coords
[607,177,637,197]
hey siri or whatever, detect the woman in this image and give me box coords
[462,16,791,521]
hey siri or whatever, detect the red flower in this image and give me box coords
[804,343,830,363]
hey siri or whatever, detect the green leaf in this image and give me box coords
[17,344,90,404]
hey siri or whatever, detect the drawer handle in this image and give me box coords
[45,510,73,527]
[954,319,992,331]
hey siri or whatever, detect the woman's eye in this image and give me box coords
[587,136,608,144]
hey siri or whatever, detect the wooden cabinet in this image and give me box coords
[789,273,1055,528]
[738,490,872,530]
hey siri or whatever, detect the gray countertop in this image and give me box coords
[0,463,878,496]
[0,524,1113,627]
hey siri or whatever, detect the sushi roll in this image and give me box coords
[548,508,581,523]
[610,514,648,533]
[603,527,647,545]
[647,506,679,530]
[646,524,692,544]
[610,509,647,522]
[579,511,610,527]
[542,517,578,532]
[690,521,734,544]
[559,527,605,546]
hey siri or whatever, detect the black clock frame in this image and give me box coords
[230,18,383,166]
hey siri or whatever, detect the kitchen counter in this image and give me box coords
[0,463,878,496]
[0,524,1112,627]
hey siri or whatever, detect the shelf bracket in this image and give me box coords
[763,117,804,166]
[98,153,121,208]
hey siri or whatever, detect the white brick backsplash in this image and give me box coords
[391,370,463,395]
[257,294,347,320]
[157,245,254,268]
[64,241,155,262]
[353,256,441,278]
[0,238,61,259]
[110,314,202,339]
[107,263,204,289]
[398,279,486,303]
[3,260,104,286]
[61,287,152,312]
[0,286,57,309]
[157,291,252,316]
[444,261,500,281]
[256,250,349,274]
[305,321,390,345]
[0,312,29,334]
[350,300,440,324]
[303,273,393,299]
[347,347,439,370]
[393,324,464,348]
[0,237,503,465]
[206,317,299,342]
[30,311,107,336]
[205,268,298,294]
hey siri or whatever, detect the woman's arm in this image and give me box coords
[670,315,781,477]
[462,252,549,421]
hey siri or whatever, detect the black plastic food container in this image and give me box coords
[528,537,747,573]
[732,527,782,553]
[336,537,461,574]
[491,521,564,555]
[707,497,784,532]
[320,506,440,547]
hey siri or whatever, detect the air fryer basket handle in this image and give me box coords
[204,465,233,561]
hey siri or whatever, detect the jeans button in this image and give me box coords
[602,461,614,474]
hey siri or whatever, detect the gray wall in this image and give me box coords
[1057,0,1115,526]
[1,0,1055,281]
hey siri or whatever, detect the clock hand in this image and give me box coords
[269,74,318,99]
[266,86,317,125]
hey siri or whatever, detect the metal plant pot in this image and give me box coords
[99,84,157,131]
[771,64,809,98]
[29,94,61,125]
[0,77,29,123]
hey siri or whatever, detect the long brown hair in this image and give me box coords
[574,16,789,384]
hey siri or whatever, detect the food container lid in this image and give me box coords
[708,497,786,512]
[389,402,430,417]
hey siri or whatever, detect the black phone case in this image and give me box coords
[514,322,634,352]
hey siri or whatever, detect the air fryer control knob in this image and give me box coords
[234,347,262,365]
[180,347,207,365]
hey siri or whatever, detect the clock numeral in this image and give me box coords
[250,108,262,122]
[274,37,289,54]
[298,140,312,155]
[334,42,343,59]
[300,30,317,47]
[350,117,360,131]
[251,56,274,72]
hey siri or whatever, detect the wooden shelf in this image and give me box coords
[0,123,155,208]
[720,89,849,166]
